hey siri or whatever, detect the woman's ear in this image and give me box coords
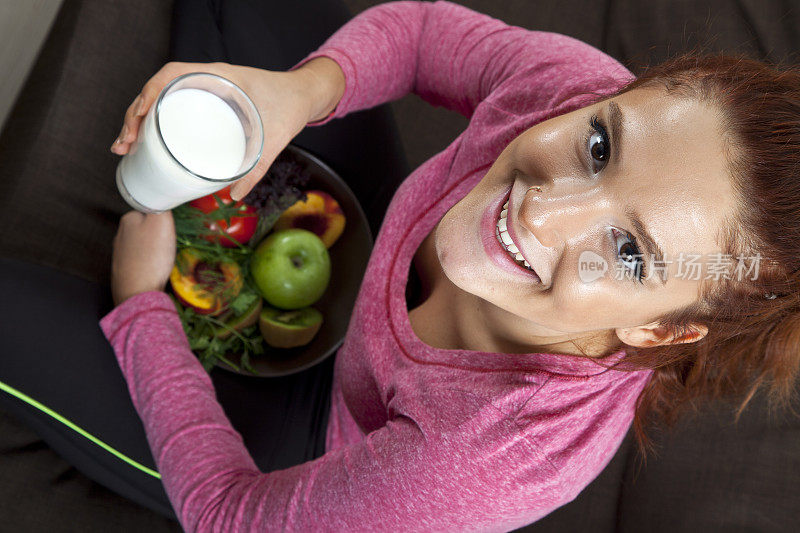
[615,321,708,348]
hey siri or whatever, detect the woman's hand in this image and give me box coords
[110,211,177,307]
[109,59,345,201]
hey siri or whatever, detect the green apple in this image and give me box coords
[250,229,331,309]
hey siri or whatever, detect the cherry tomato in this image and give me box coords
[189,186,258,248]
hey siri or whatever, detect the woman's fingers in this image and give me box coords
[230,155,272,201]
[136,62,179,115]
[124,95,145,133]
[229,105,310,201]
[111,210,177,306]
[229,131,293,201]
[110,62,196,154]
[109,61,315,206]
[110,94,147,154]
[110,96,144,154]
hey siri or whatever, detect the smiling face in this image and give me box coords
[434,86,738,355]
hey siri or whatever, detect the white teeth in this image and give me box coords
[495,195,537,276]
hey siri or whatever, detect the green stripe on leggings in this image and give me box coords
[0,379,160,479]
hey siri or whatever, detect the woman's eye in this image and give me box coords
[587,116,611,173]
[611,228,646,283]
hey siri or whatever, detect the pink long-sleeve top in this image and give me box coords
[100,1,653,531]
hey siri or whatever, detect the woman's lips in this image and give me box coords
[481,188,542,282]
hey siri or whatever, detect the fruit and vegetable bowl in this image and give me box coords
[168,144,372,377]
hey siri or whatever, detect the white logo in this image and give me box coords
[578,251,607,283]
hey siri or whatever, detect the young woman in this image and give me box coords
[104,0,799,531]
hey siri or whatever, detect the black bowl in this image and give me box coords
[219,143,372,377]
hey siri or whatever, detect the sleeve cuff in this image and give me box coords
[289,49,358,126]
[99,291,179,342]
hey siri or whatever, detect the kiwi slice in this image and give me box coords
[213,297,263,339]
[259,304,323,348]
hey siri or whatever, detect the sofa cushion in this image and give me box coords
[616,382,800,532]
[0,0,173,286]
[606,0,800,75]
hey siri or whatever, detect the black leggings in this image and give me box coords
[0,0,408,522]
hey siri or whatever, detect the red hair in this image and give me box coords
[581,52,800,464]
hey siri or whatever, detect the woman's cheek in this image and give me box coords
[434,206,479,284]
[545,277,613,332]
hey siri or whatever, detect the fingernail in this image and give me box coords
[119,125,129,143]
[229,188,241,202]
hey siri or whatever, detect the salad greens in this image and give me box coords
[168,151,310,374]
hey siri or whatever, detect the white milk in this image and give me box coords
[117,88,247,212]
[159,89,246,179]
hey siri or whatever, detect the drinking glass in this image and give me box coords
[115,72,264,213]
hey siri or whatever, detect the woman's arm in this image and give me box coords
[290,0,633,124]
[99,291,568,532]
[99,212,651,531]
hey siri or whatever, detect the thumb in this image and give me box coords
[230,159,269,201]
[229,139,288,201]
[149,209,174,227]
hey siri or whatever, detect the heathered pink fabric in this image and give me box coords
[99,2,653,531]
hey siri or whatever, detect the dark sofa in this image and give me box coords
[0,0,798,531]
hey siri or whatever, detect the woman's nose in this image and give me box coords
[511,121,610,251]
[517,180,608,250]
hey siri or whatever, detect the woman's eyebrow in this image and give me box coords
[609,101,624,167]
[627,205,668,286]
[609,101,667,285]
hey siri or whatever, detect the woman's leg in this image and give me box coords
[0,258,179,518]
[0,256,336,519]
[0,0,409,524]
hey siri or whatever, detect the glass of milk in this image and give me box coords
[115,72,264,213]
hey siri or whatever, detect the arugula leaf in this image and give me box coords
[229,290,259,316]
[171,297,264,376]
[190,336,210,350]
